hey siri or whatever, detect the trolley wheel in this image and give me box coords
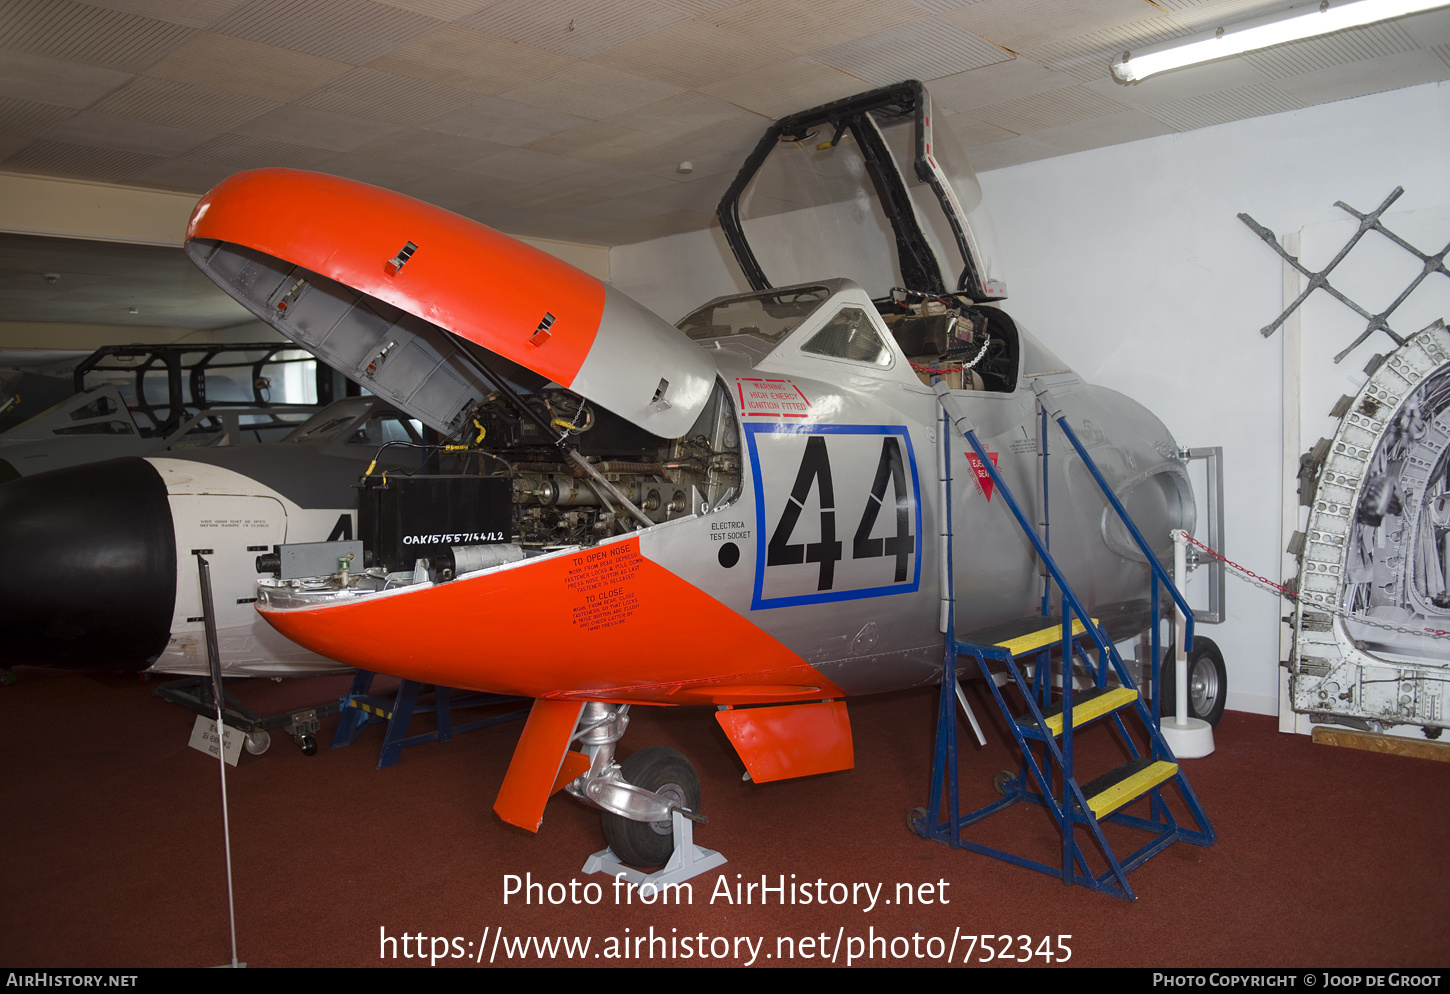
[294,734,318,756]
[993,770,1014,795]
[907,806,928,837]
[1161,637,1227,727]
[244,730,271,755]
[600,746,700,868]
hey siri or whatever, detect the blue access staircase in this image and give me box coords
[913,380,1215,901]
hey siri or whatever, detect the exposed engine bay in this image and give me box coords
[263,375,742,594]
[462,378,740,549]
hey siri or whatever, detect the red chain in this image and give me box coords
[1180,533,1450,639]
[1180,532,1298,598]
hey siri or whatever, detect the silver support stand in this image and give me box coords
[198,555,245,969]
[581,811,727,888]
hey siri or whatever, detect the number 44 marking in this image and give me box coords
[766,435,913,591]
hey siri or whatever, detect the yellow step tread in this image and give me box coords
[1039,687,1139,736]
[1085,760,1178,819]
[994,617,1095,657]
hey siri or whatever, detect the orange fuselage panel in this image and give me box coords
[187,168,605,389]
[259,537,844,706]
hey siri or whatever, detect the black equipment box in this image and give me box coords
[359,475,512,571]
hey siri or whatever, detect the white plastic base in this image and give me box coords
[1161,717,1215,758]
[581,810,727,888]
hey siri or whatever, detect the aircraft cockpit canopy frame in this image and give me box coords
[717,79,1007,304]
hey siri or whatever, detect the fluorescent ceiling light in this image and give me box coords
[1110,0,1450,82]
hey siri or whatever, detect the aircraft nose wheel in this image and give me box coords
[601,746,701,868]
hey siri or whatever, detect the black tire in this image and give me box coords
[1160,636,1227,727]
[601,746,700,868]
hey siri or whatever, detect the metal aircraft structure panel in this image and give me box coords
[1291,321,1450,733]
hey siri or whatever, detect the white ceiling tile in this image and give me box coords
[1151,0,1300,32]
[926,58,1088,112]
[943,0,1163,54]
[500,63,682,120]
[1269,49,1450,105]
[1242,20,1420,79]
[0,50,131,108]
[524,121,674,162]
[90,77,278,130]
[370,0,492,18]
[183,132,338,168]
[972,84,1128,133]
[210,0,441,65]
[350,127,511,166]
[588,19,797,89]
[229,103,406,151]
[0,0,195,73]
[1139,81,1300,130]
[367,26,572,94]
[0,97,79,137]
[934,111,1016,146]
[603,91,769,138]
[86,0,247,29]
[126,157,238,192]
[909,0,989,12]
[466,145,594,183]
[460,0,689,59]
[657,0,739,15]
[704,0,928,55]
[1399,6,1450,46]
[420,95,591,145]
[298,68,482,124]
[2,140,167,181]
[813,17,1013,86]
[40,110,213,156]
[699,57,864,118]
[142,32,351,101]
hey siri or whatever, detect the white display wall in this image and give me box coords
[610,79,1450,720]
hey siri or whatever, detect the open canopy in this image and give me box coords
[717,80,1007,304]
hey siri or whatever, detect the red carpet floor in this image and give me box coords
[2,667,1447,968]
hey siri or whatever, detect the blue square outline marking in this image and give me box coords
[745,422,922,611]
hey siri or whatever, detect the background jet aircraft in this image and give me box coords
[184,82,1195,866]
[0,342,343,481]
[0,395,430,679]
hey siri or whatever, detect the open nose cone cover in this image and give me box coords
[184,168,714,439]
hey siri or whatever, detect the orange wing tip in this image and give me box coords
[716,701,854,784]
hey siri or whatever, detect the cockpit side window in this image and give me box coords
[800,307,893,368]
[676,286,830,344]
